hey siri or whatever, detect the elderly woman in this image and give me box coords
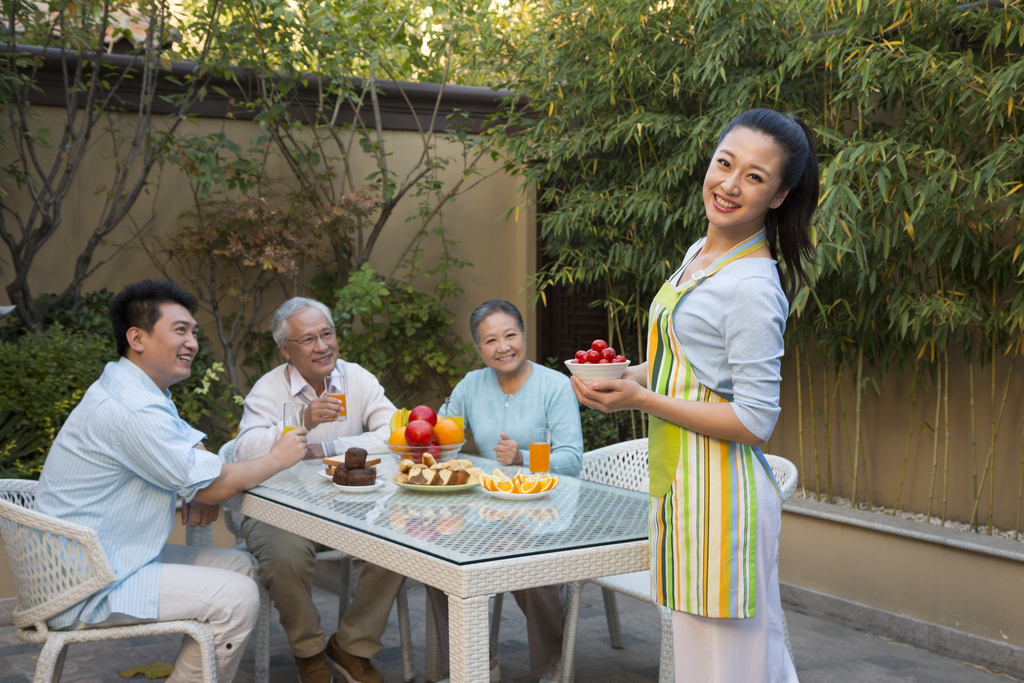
[428,300,583,683]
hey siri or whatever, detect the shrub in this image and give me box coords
[0,326,114,477]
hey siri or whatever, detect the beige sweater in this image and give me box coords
[233,361,395,461]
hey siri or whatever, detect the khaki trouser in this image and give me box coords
[74,544,260,683]
[242,517,406,659]
[426,584,565,680]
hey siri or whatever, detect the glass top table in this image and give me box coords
[225,454,651,683]
[245,456,649,565]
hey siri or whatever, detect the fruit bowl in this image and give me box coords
[385,440,465,464]
[564,359,631,381]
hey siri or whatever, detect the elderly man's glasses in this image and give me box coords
[286,329,336,347]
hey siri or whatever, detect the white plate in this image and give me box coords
[317,470,336,481]
[333,480,386,493]
[480,488,553,501]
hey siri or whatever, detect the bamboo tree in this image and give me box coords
[851,347,864,508]
[941,351,951,524]
[807,352,821,501]
[796,344,806,495]
[969,357,1017,530]
[1016,394,1024,541]
[893,386,917,515]
[926,360,942,521]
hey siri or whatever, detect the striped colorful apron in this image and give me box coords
[647,229,781,619]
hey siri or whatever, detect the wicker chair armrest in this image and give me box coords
[763,454,798,501]
[0,499,117,629]
[580,438,649,493]
[0,479,39,509]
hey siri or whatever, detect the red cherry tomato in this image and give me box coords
[601,347,616,360]
[597,358,611,364]
[575,350,587,362]
[569,359,579,364]
[586,349,602,363]
[591,339,608,353]
[613,355,627,363]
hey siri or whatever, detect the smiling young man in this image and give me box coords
[232,297,403,683]
[35,280,308,683]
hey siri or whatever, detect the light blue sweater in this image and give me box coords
[442,362,583,476]
[670,239,788,442]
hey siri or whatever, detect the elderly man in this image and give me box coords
[233,297,404,683]
[36,280,307,683]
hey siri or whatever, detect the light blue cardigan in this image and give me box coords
[442,362,583,476]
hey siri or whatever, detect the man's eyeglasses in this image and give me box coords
[285,329,336,347]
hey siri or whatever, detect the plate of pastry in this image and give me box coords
[392,456,482,492]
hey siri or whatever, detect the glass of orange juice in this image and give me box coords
[444,397,464,429]
[326,373,347,422]
[529,428,551,476]
[283,403,304,434]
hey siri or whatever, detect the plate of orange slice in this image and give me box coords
[478,469,559,500]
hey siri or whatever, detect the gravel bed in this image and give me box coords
[790,488,1024,544]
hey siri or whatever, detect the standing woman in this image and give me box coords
[573,108,817,682]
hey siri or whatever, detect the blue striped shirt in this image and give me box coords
[36,357,222,628]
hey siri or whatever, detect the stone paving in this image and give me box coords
[0,575,1017,683]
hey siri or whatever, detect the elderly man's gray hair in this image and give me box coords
[271,297,334,347]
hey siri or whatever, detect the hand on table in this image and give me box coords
[304,397,344,430]
[304,443,325,460]
[494,433,523,466]
[571,374,646,414]
[181,500,220,527]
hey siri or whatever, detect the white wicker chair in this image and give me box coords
[194,440,416,683]
[0,480,218,683]
[559,439,798,683]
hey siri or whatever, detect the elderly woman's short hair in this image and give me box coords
[468,300,525,346]
[271,298,334,347]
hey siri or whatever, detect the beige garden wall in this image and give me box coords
[769,349,1024,533]
[0,106,538,381]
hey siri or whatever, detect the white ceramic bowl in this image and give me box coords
[563,359,631,381]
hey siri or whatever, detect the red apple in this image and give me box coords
[405,420,435,446]
[409,405,438,427]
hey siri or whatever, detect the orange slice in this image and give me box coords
[479,476,494,492]
[492,468,509,480]
[544,475,559,491]
[520,479,545,494]
[495,479,514,493]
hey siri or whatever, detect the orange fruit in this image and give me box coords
[543,475,559,491]
[495,479,514,493]
[480,476,496,492]
[433,418,465,446]
[492,468,509,480]
[520,479,544,494]
[389,408,411,431]
[389,427,407,446]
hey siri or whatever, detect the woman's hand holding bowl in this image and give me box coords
[571,373,645,414]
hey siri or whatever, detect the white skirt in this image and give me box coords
[671,461,799,683]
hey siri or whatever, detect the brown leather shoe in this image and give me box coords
[324,634,384,683]
[295,651,333,683]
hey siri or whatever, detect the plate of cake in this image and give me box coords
[322,447,384,492]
